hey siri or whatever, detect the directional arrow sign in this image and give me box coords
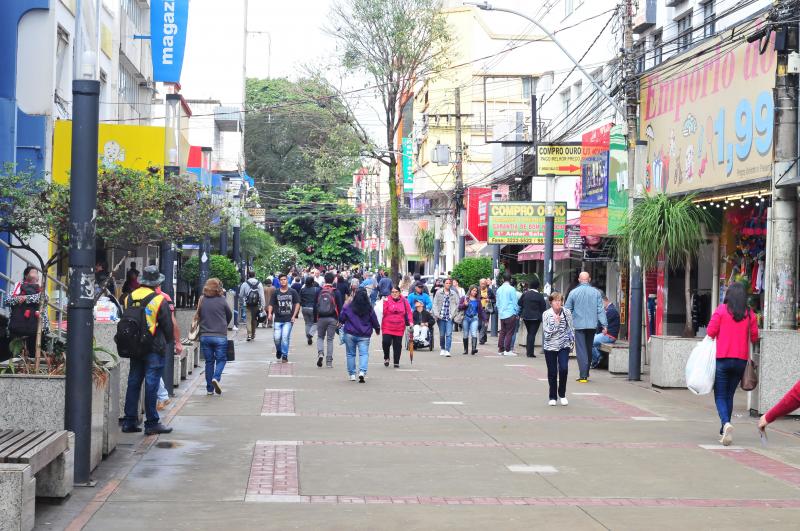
[537,144,582,175]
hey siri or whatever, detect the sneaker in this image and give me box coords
[121,425,142,433]
[206,391,214,396]
[246,336,252,342]
[349,374,356,381]
[439,350,447,357]
[276,352,282,360]
[317,355,323,368]
[503,351,518,357]
[576,378,588,383]
[559,397,569,406]
[232,325,239,331]
[384,359,390,367]
[326,361,333,368]
[211,379,222,395]
[144,423,173,436]
[394,363,400,368]
[307,335,313,345]
[358,371,366,383]
[720,422,734,446]
[281,357,288,364]
[548,399,557,406]
[444,350,451,357]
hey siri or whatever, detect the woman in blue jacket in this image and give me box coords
[338,288,380,383]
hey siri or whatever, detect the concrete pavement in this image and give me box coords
[37,321,800,530]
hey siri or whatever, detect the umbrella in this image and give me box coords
[408,326,415,364]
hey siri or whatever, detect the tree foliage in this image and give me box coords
[244,77,363,197]
[50,167,217,254]
[414,226,434,262]
[325,0,452,282]
[253,246,298,279]
[0,165,55,270]
[452,257,492,290]
[239,221,276,262]
[180,254,240,291]
[273,185,362,266]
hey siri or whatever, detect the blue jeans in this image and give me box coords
[591,334,616,367]
[123,352,165,428]
[544,347,570,400]
[438,319,453,351]
[273,321,293,359]
[201,336,228,393]
[714,357,747,430]
[462,314,479,339]
[343,333,370,375]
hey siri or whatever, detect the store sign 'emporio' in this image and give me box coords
[151,0,189,83]
[639,17,777,195]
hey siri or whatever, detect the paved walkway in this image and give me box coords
[39,323,800,530]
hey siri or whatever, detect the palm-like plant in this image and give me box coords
[618,193,712,337]
[415,226,435,267]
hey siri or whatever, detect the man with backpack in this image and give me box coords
[377,270,393,300]
[239,271,265,341]
[116,265,174,435]
[314,272,343,368]
[6,266,49,358]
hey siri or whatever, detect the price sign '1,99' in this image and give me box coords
[714,90,774,176]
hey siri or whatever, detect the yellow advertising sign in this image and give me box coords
[536,144,582,175]
[639,18,777,195]
[52,121,166,185]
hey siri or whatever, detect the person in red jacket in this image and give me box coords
[706,283,759,446]
[758,380,800,431]
[381,286,413,368]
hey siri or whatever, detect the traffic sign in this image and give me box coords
[536,144,582,175]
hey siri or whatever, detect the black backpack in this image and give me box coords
[9,296,39,338]
[115,292,157,358]
[245,284,261,307]
[317,287,338,317]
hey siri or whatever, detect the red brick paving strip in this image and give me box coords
[247,442,300,498]
[268,361,294,376]
[294,412,624,421]
[581,394,656,417]
[261,390,296,415]
[711,449,800,488]
[296,440,695,449]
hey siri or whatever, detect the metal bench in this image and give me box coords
[0,429,73,531]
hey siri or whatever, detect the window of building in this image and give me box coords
[634,41,645,73]
[677,13,693,53]
[55,25,70,92]
[538,72,554,93]
[703,1,716,37]
[118,64,139,112]
[560,88,571,117]
[564,0,574,17]
[653,31,663,65]
[121,0,145,31]
[572,80,582,102]
[522,76,533,99]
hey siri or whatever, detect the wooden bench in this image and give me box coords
[0,429,73,531]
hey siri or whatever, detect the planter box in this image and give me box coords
[0,374,104,471]
[649,336,701,388]
[757,330,800,414]
[103,365,120,456]
[175,309,195,341]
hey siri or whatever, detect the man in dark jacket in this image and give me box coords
[518,278,547,358]
[591,294,621,369]
[121,266,175,435]
[377,270,393,299]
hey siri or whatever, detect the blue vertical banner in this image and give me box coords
[402,137,414,193]
[151,0,189,83]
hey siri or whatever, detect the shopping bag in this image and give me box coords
[685,336,716,395]
[373,300,383,323]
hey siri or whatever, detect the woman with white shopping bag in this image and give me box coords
[706,283,759,446]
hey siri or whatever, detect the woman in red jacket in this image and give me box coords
[706,283,759,446]
[382,286,413,368]
[758,380,800,431]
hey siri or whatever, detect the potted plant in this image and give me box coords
[617,193,712,387]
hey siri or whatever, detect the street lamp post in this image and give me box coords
[543,174,556,295]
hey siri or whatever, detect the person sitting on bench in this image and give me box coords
[591,294,620,369]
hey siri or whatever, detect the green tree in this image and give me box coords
[239,221,276,262]
[324,0,452,283]
[253,246,298,279]
[244,77,363,197]
[617,193,712,337]
[414,226,434,269]
[180,254,240,291]
[274,185,362,266]
[452,257,492,290]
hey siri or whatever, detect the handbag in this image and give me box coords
[187,297,203,342]
[740,312,758,391]
[226,339,235,362]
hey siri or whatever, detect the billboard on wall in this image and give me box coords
[639,17,777,195]
[402,137,414,192]
[466,187,492,242]
[580,123,611,210]
[536,144,582,175]
[151,0,190,83]
[487,201,567,245]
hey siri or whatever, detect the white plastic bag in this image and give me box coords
[685,336,717,395]
[373,299,383,323]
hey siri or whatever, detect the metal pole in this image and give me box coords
[232,213,241,325]
[468,2,625,116]
[455,87,465,263]
[65,78,99,485]
[220,225,229,256]
[490,244,499,336]
[198,236,210,293]
[543,216,554,292]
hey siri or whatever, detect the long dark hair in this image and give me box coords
[350,288,372,317]
[723,282,748,322]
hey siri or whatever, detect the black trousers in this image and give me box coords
[523,319,541,357]
[382,333,403,364]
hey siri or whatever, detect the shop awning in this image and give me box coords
[517,245,572,262]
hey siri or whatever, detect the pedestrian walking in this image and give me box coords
[315,272,343,368]
[381,286,413,367]
[508,278,522,354]
[399,273,413,295]
[432,278,460,357]
[239,271,265,341]
[119,266,174,435]
[496,273,519,356]
[268,274,300,362]
[479,278,495,344]
[196,278,232,395]
[519,278,547,358]
[542,292,574,406]
[263,281,276,328]
[339,288,380,382]
[300,277,321,345]
[706,282,759,446]
[459,285,485,355]
[378,270,393,299]
[565,272,606,382]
